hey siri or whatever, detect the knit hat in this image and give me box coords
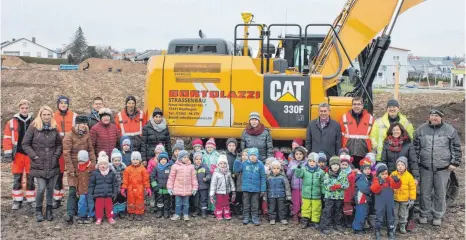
[387,99,400,108]
[359,158,372,170]
[249,112,260,121]
[172,143,184,152]
[318,151,327,163]
[271,160,281,168]
[176,138,184,146]
[111,148,122,160]
[131,151,142,161]
[429,109,444,118]
[217,154,228,167]
[122,138,131,146]
[365,152,376,166]
[329,156,341,166]
[177,150,189,161]
[152,107,163,117]
[338,148,350,156]
[340,154,352,164]
[192,138,203,148]
[98,108,112,118]
[293,146,307,157]
[292,138,303,146]
[155,143,165,152]
[75,115,89,125]
[226,138,237,147]
[274,151,284,159]
[158,152,169,161]
[396,156,408,168]
[242,148,249,153]
[193,151,203,160]
[308,152,319,162]
[97,151,110,165]
[205,138,216,149]
[57,95,69,105]
[375,163,388,176]
[248,148,259,157]
[265,157,276,165]
[125,95,136,105]
[78,150,89,162]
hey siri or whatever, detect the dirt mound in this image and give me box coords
[1,55,27,67]
[1,70,145,126]
[79,58,146,74]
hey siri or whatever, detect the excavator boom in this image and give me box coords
[313,0,425,90]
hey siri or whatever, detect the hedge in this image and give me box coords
[18,56,68,65]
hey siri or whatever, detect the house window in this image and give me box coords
[37,52,41,57]
[23,52,30,57]
[23,42,27,47]
[48,50,53,58]
[392,72,396,77]
[378,72,383,77]
[393,56,399,61]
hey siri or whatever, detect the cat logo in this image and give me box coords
[270,80,304,102]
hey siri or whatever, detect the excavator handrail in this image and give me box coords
[234,23,267,73]
[266,24,302,73]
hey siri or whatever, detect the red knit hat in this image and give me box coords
[340,154,353,164]
[274,151,284,160]
[205,138,216,149]
[292,138,303,146]
[192,138,203,148]
[359,158,372,170]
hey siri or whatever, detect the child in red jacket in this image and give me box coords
[341,154,356,228]
[370,163,401,240]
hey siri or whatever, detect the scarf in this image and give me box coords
[245,122,265,136]
[150,117,167,132]
[78,161,90,172]
[305,164,319,172]
[157,161,171,171]
[328,169,340,178]
[100,167,110,176]
[43,122,52,131]
[387,135,407,152]
[219,166,228,174]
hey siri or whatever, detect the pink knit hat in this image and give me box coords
[274,151,285,160]
[205,138,216,149]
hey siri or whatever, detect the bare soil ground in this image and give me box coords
[1,70,465,239]
[78,58,147,74]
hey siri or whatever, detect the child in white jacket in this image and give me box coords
[210,154,236,220]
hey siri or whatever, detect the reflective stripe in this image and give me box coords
[10,120,17,145]
[344,134,369,139]
[60,132,65,137]
[72,112,78,126]
[53,189,65,200]
[118,112,125,135]
[118,111,143,136]
[12,190,23,201]
[342,114,350,135]
[4,150,12,154]
[139,111,143,135]
[366,115,374,135]
[124,132,142,136]
[25,190,36,202]
[3,135,11,139]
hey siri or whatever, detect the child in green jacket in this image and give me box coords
[295,152,325,229]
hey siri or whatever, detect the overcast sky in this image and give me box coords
[1,0,465,57]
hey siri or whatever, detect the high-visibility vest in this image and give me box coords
[2,114,32,155]
[54,110,78,138]
[340,110,374,151]
[115,109,146,136]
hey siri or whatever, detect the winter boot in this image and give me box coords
[375,229,381,240]
[35,206,44,222]
[52,199,61,209]
[155,209,163,218]
[215,210,223,220]
[300,217,309,229]
[11,201,21,210]
[345,215,353,228]
[368,214,376,228]
[128,213,134,221]
[224,208,232,220]
[433,218,442,226]
[201,209,207,219]
[399,223,407,234]
[171,214,180,221]
[164,211,170,219]
[64,215,73,225]
[406,219,415,232]
[46,205,54,221]
[243,216,250,225]
[252,216,260,226]
[119,211,127,219]
[388,227,395,240]
[135,214,143,221]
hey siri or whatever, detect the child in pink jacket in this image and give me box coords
[147,143,165,174]
[167,150,198,221]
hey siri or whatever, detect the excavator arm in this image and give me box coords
[312,0,425,91]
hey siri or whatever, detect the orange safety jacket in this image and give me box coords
[340,109,374,152]
[2,114,33,155]
[54,110,78,138]
[115,109,147,136]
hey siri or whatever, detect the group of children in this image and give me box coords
[69,136,417,239]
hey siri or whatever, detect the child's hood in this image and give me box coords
[120,136,133,151]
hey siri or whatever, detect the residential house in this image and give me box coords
[1,37,58,58]
[352,46,410,87]
[408,57,456,81]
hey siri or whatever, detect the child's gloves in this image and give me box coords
[408,200,415,209]
[392,176,400,183]
[378,176,385,185]
[145,188,152,197]
[231,192,236,202]
[330,184,342,191]
[120,189,126,197]
[192,190,197,196]
[210,196,215,204]
[168,189,173,195]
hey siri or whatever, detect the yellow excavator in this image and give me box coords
[144,0,425,141]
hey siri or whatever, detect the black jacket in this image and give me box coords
[305,118,342,159]
[381,140,419,180]
[88,169,118,198]
[226,151,237,173]
[141,122,172,161]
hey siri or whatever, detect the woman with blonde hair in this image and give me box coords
[22,105,62,222]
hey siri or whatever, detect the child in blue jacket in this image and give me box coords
[352,158,373,234]
[233,148,266,226]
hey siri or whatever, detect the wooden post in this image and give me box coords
[394,62,400,100]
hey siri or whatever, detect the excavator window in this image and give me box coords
[197,45,217,53]
[175,45,194,53]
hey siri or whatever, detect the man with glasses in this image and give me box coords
[339,97,374,169]
[87,97,113,129]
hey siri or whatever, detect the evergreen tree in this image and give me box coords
[70,26,88,64]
